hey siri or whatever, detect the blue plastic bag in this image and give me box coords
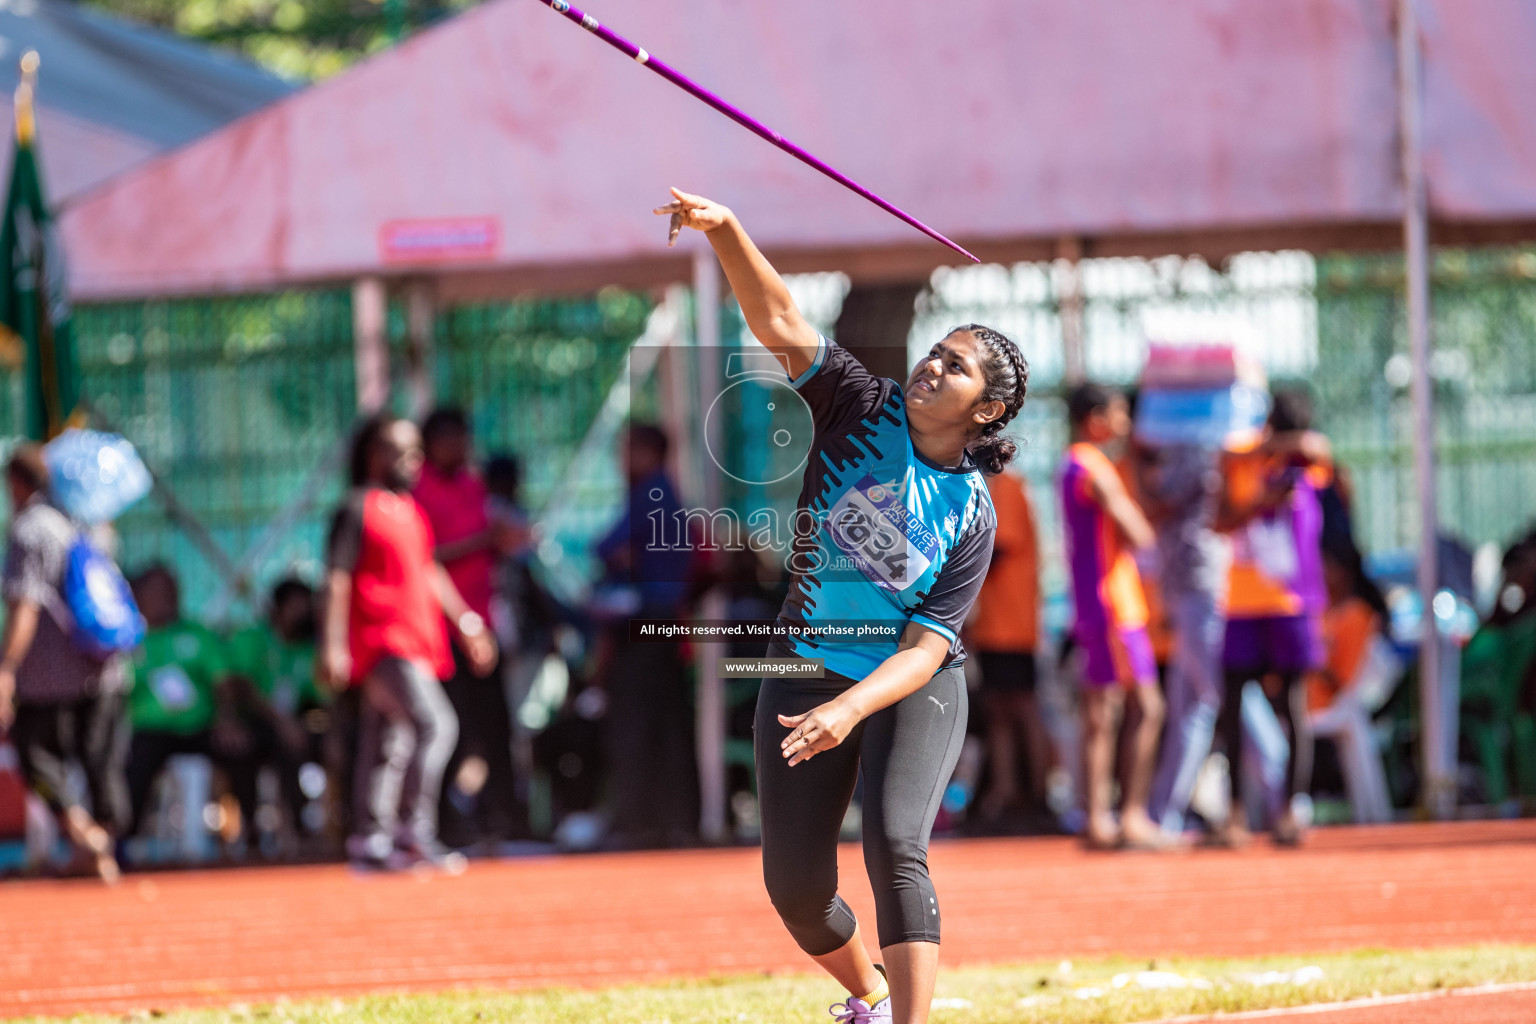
[44,429,152,525]
[60,536,145,659]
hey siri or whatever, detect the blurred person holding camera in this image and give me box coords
[321,414,495,872]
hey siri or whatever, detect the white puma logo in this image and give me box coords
[928,696,948,714]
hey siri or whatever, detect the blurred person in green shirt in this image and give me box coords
[124,565,259,848]
[226,577,327,850]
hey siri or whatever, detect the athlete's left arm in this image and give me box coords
[777,624,951,767]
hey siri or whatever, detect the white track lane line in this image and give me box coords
[1142,980,1536,1023]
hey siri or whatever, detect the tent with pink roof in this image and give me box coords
[58,0,1536,300]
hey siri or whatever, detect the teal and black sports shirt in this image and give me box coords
[774,336,996,681]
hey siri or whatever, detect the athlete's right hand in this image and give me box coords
[654,188,732,246]
[778,700,859,767]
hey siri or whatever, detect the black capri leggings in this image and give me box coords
[755,656,968,954]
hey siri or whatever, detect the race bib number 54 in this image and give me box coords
[827,474,938,593]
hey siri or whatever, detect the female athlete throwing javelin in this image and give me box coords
[657,190,1028,1024]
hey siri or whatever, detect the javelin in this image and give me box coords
[533,0,980,263]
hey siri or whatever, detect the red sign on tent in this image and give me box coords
[379,217,499,263]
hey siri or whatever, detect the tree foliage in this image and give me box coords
[83,0,486,80]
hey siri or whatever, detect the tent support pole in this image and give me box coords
[353,276,390,413]
[1398,0,1451,819]
[1056,235,1086,385]
[693,248,728,844]
[405,280,437,419]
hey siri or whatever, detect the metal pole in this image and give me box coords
[352,277,390,414]
[693,248,728,843]
[1055,235,1086,386]
[405,280,438,419]
[1397,0,1450,818]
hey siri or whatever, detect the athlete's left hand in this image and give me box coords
[779,700,860,766]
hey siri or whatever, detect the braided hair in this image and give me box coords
[951,323,1029,475]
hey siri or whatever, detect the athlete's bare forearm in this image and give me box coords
[703,215,820,379]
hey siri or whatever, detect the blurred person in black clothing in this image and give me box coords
[485,453,574,810]
[413,408,524,848]
[592,423,699,849]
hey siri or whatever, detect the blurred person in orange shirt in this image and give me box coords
[1115,424,1177,673]
[322,415,497,872]
[1305,537,1396,824]
[968,467,1052,827]
[1114,425,1175,829]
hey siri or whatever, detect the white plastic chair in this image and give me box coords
[1309,637,1403,824]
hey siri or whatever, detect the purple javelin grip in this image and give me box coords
[534,0,979,263]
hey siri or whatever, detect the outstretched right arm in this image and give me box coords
[655,189,821,381]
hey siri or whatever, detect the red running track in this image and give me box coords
[1,820,1533,1019]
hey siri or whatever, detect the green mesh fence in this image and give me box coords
[427,288,652,591]
[32,245,1536,627]
[75,290,357,618]
[65,288,650,622]
[1313,248,1536,554]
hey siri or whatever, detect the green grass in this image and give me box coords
[23,946,1536,1024]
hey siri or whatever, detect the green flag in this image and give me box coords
[0,53,79,441]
